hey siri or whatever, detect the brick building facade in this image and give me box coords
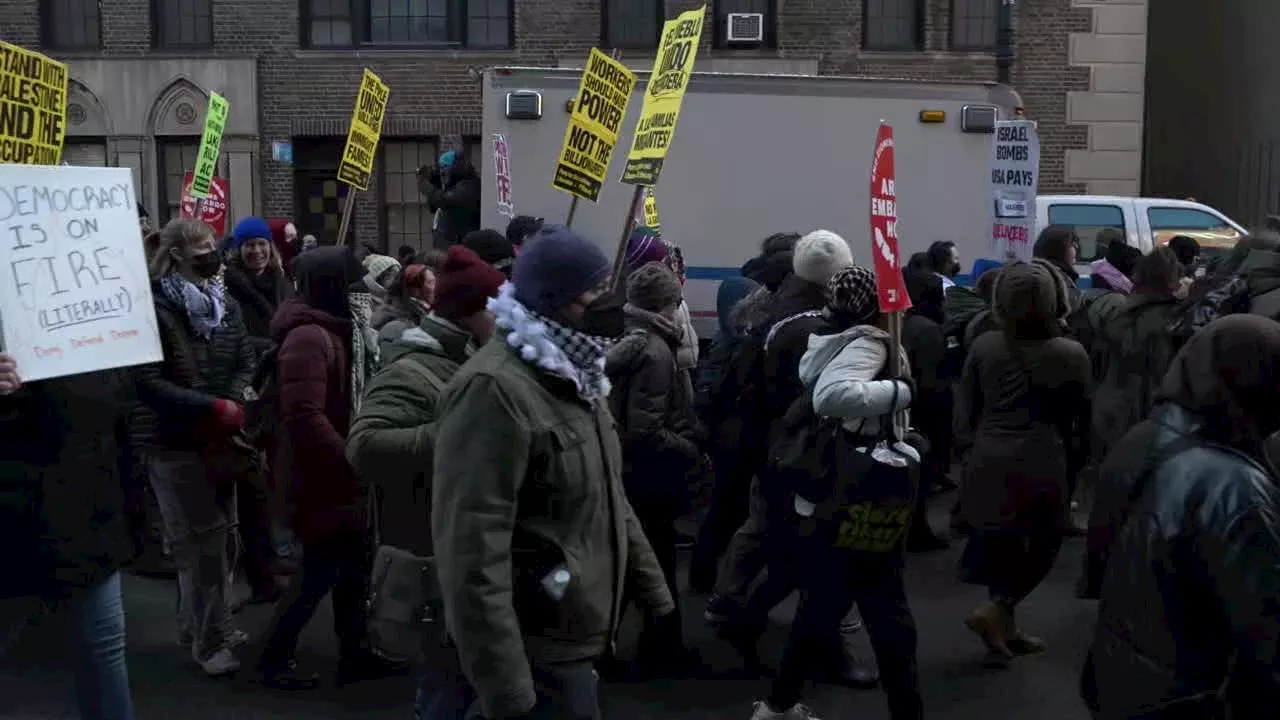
[2,0,1147,252]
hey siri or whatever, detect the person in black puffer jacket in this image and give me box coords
[1082,315,1280,720]
[1,357,138,719]
[900,267,951,552]
[606,262,704,676]
[222,216,293,356]
[418,150,480,248]
[135,219,257,677]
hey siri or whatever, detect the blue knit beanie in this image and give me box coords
[513,225,611,316]
[232,216,271,250]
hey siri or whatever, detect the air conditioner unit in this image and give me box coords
[725,12,765,44]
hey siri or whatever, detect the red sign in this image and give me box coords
[179,172,229,238]
[492,133,514,218]
[869,122,911,313]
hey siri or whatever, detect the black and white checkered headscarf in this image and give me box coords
[825,266,879,326]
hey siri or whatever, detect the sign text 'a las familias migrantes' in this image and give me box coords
[0,165,162,382]
[621,6,705,187]
[0,41,68,166]
[553,48,636,202]
[989,119,1040,261]
[338,69,391,191]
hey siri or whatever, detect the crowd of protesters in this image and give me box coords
[4,152,1280,720]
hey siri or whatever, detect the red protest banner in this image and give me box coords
[180,172,229,238]
[869,122,911,313]
[492,133,514,218]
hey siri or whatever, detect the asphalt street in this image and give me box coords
[1,500,1098,720]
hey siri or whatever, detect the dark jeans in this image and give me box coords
[414,634,475,720]
[769,548,921,720]
[628,494,684,659]
[260,527,369,668]
[468,660,600,720]
[691,448,755,589]
[982,531,1064,605]
[236,469,277,595]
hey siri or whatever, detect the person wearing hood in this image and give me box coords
[900,267,951,552]
[345,245,505,719]
[267,218,299,276]
[751,266,919,720]
[430,225,673,720]
[461,228,517,279]
[604,262,705,676]
[661,239,700,373]
[941,266,1000,381]
[258,246,402,689]
[1071,239,1142,383]
[1077,248,1186,596]
[1032,224,1084,313]
[954,260,1092,668]
[371,263,435,348]
[418,150,481,248]
[223,217,294,355]
[714,233,878,691]
[135,219,257,677]
[1082,314,1280,720]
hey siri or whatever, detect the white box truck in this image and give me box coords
[481,67,1020,336]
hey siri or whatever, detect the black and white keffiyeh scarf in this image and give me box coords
[488,283,612,402]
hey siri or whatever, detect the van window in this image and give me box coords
[1046,204,1125,262]
[1147,207,1230,231]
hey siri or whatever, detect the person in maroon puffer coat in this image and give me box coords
[257,245,403,689]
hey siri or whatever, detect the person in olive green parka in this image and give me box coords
[346,245,505,555]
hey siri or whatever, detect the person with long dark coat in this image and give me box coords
[954,260,1092,668]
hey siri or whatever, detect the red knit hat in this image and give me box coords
[433,245,506,320]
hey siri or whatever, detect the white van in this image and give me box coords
[1035,195,1247,265]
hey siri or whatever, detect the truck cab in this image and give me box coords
[1034,195,1247,271]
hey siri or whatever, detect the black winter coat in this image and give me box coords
[760,274,829,427]
[223,262,292,354]
[420,165,481,247]
[1084,403,1280,719]
[1,370,135,600]
[902,310,950,440]
[134,284,256,452]
[605,306,704,500]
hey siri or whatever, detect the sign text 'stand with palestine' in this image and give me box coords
[869,122,911,313]
[553,48,636,202]
[338,69,391,190]
[989,119,1040,261]
[187,92,229,199]
[0,41,69,165]
[493,133,515,218]
[621,5,705,186]
[0,165,162,382]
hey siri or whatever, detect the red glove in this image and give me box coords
[210,399,245,432]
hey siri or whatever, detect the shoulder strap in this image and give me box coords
[1127,435,1201,508]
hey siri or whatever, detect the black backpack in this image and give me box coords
[1168,275,1251,349]
[244,344,282,451]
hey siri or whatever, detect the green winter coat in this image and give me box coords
[346,315,476,555]
[431,338,674,718]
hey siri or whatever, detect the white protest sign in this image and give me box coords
[0,165,162,382]
[493,133,514,218]
[989,119,1040,261]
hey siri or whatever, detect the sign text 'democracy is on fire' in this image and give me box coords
[0,165,161,382]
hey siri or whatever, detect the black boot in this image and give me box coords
[818,616,879,689]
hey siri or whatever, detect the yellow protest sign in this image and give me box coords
[553,48,636,202]
[642,188,660,228]
[621,6,704,186]
[0,41,68,165]
[188,92,228,199]
[338,69,390,190]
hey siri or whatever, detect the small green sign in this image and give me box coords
[189,92,229,199]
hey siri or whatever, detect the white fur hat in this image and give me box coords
[792,230,854,285]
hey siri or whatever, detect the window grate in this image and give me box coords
[863,0,922,51]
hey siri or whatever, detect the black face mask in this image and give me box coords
[190,251,223,279]
[578,293,626,339]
